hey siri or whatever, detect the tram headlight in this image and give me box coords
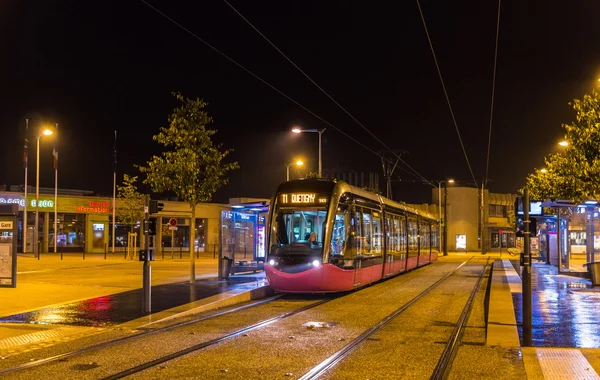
[312,260,321,268]
[269,259,275,266]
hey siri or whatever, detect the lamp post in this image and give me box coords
[558,140,569,147]
[286,160,304,181]
[291,127,326,176]
[34,128,53,260]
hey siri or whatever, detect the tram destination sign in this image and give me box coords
[279,193,329,206]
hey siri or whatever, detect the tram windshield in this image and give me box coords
[270,206,328,256]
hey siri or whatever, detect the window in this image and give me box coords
[489,204,507,218]
[372,211,382,254]
[361,208,372,254]
[330,205,347,256]
[408,217,418,256]
[419,220,430,254]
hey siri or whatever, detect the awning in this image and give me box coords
[488,193,517,206]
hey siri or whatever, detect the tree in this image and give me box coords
[139,92,239,283]
[524,90,600,203]
[116,174,144,233]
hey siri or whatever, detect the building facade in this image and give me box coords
[432,186,517,252]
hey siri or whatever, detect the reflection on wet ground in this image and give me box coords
[0,276,265,327]
[512,262,600,348]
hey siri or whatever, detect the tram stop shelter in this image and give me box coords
[218,198,269,279]
[539,199,600,278]
[0,204,18,288]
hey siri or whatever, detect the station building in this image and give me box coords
[431,186,517,253]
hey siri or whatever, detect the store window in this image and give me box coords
[162,217,190,249]
[195,218,207,251]
[489,204,507,218]
[109,223,139,248]
[51,213,85,249]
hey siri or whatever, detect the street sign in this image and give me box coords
[144,206,149,213]
[169,218,177,227]
[169,226,178,231]
[499,230,503,235]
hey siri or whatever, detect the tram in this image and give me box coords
[265,178,440,293]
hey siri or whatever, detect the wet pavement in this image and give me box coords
[511,261,600,348]
[0,274,266,328]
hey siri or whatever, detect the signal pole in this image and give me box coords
[143,194,151,313]
[522,188,532,346]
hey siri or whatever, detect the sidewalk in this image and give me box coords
[0,252,268,346]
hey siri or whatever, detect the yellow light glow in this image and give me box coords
[448,179,455,183]
[540,168,548,173]
[291,128,302,133]
[296,160,304,166]
[559,140,569,147]
[42,129,53,136]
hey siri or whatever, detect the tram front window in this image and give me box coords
[270,208,328,256]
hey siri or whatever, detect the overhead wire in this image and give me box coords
[484,0,502,187]
[415,0,478,188]
[138,0,424,180]
[221,0,434,187]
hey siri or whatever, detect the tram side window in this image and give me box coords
[362,208,373,255]
[387,215,398,253]
[350,207,363,256]
[431,222,439,253]
[331,205,347,256]
[419,220,430,254]
[372,211,382,254]
[408,217,418,255]
[398,216,407,254]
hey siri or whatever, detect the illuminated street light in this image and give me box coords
[34,127,54,259]
[559,140,569,147]
[291,126,326,176]
[286,159,304,181]
[540,168,548,173]
[448,179,455,184]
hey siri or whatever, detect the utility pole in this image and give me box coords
[443,181,448,256]
[142,194,151,313]
[480,182,486,254]
[379,149,407,200]
[522,188,532,346]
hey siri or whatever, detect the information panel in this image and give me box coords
[0,217,16,287]
[278,193,329,206]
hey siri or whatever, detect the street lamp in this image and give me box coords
[286,160,304,181]
[34,127,54,259]
[291,127,326,176]
[558,140,569,147]
[540,168,548,173]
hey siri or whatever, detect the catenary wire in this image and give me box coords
[484,0,502,187]
[139,0,428,183]
[221,0,434,187]
[415,0,478,188]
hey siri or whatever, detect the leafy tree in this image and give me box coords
[116,174,144,233]
[139,92,239,283]
[524,90,600,203]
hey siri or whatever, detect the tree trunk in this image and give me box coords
[190,205,196,284]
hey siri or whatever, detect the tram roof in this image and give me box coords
[276,179,437,221]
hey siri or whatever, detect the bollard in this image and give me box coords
[162,248,164,260]
[83,250,86,260]
[105,243,107,260]
[196,245,199,259]
[60,245,63,260]
[180,245,182,259]
[213,244,216,259]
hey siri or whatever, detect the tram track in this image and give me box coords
[0,294,285,376]
[299,257,490,380]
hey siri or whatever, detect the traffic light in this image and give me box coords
[149,200,164,214]
[148,217,157,236]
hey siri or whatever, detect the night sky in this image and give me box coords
[1,1,599,204]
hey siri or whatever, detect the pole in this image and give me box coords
[112,130,117,254]
[438,183,442,253]
[443,181,448,256]
[318,130,323,177]
[522,188,532,346]
[24,119,28,254]
[286,164,290,181]
[143,194,151,313]
[35,135,40,260]
[480,182,485,254]
[53,124,58,254]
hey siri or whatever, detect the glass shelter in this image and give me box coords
[220,201,269,275]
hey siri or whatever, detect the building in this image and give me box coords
[432,186,517,252]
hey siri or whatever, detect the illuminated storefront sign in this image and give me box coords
[0,197,54,208]
[75,201,110,213]
[279,193,328,205]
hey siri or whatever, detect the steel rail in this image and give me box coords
[299,258,474,380]
[0,294,283,375]
[102,297,335,380]
[430,258,491,380]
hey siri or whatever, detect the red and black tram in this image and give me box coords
[265,179,440,293]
